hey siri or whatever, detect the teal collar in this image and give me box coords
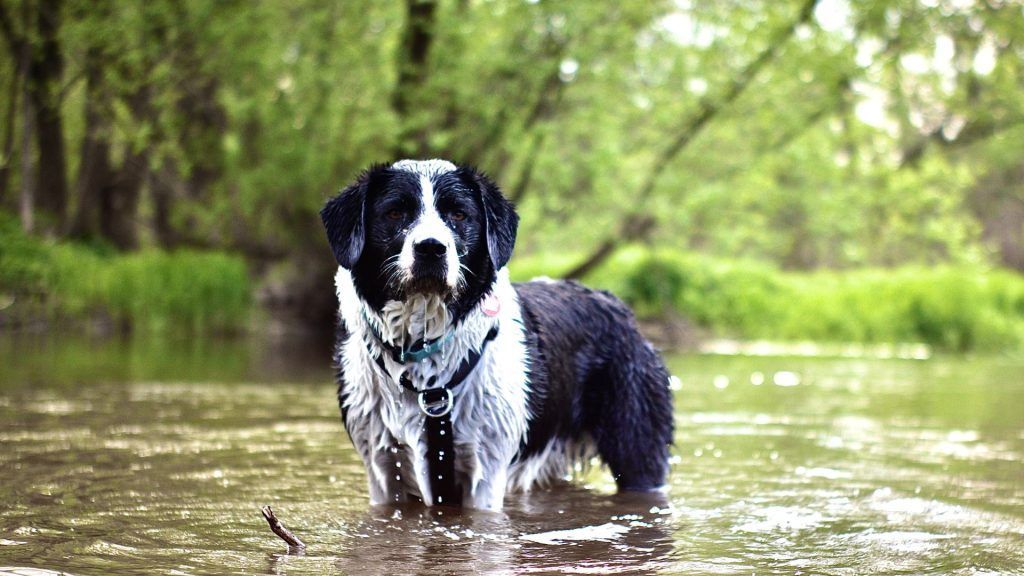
[360,309,455,364]
[398,329,455,363]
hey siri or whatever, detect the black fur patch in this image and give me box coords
[514,280,674,490]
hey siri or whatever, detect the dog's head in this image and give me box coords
[321,159,518,311]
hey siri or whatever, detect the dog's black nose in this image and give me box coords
[414,238,447,260]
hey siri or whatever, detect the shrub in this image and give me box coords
[0,216,252,333]
[101,251,252,333]
[510,247,1024,352]
[0,213,50,292]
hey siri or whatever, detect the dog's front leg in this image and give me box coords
[353,420,409,506]
[468,467,508,510]
[367,446,411,506]
[465,442,518,510]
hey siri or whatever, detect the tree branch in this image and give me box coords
[261,506,306,552]
[562,0,821,280]
[900,116,1024,169]
[720,72,852,181]
[636,0,819,204]
[508,130,548,204]
[563,214,656,280]
[57,68,85,102]
[464,33,567,171]
[506,64,569,203]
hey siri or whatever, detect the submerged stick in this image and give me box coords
[261,505,306,551]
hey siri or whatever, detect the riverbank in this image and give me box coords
[510,247,1024,353]
[4,217,1024,352]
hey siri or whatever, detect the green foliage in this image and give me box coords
[4,0,1024,343]
[98,251,251,333]
[0,214,51,293]
[510,247,1024,352]
[6,0,1022,269]
[0,214,251,333]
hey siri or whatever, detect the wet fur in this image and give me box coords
[322,159,673,510]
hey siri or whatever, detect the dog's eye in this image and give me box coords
[450,211,466,222]
[386,210,404,221]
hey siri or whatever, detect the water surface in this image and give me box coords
[1,334,1022,575]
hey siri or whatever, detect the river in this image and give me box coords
[1,333,1022,575]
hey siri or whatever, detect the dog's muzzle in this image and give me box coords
[406,239,450,294]
[414,238,447,261]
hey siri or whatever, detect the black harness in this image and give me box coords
[363,315,498,507]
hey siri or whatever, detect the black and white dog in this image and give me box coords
[321,159,673,510]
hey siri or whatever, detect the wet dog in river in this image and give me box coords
[321,159,673,510]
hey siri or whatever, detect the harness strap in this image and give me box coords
[425,407,458,506]
[365,323,499,507]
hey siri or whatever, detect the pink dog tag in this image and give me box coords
[482,293,501,317]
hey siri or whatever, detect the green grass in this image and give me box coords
[510,246,1024,352]
[1,214,252,333]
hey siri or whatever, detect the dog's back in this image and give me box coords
[513,279,674,491]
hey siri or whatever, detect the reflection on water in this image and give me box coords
[0,333,1022,575]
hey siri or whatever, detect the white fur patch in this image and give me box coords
[391,158,456,177]
[392,161,462,292]
[335,267,534,509]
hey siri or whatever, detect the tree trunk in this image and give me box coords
[177,76,226,200]
[28,0,68,230]
[101,145,145,250]
[392,0,438,158]
[94,84,153,252]
[0,59,18,205]
[968,163,1024,272]
[157,3,226,216]
[149,163,181,248]
[69,47,114,240]
[19,65,35,234]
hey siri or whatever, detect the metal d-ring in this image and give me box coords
[417,388,453,418]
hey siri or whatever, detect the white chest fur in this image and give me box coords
[334,267,531,509]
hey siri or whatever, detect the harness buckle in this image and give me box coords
[417,388,453,418]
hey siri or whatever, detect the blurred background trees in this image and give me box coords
[1,0,1022,336]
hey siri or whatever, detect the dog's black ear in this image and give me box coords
[321,171,372,269]
[464,168,519,272]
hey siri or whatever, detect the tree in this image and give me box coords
[0,0,1021,308]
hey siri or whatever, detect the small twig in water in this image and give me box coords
[261,505,306,551]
